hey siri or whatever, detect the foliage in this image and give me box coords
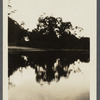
[8,15,90,49]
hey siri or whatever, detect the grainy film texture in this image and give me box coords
[8,0,91,100]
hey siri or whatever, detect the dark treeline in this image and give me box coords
[8,17,29,46]
[8,51,89,83]
[8,16,90,49]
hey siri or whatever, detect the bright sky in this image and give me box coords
[8,0,96,37]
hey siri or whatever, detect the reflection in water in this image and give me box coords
[8,51,89,83]
[8,51,90,100]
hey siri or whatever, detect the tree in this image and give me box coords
[29,15,76,48]
[8,17,29,46]
[37,16,72,38]
[8,15,89,49]
[8,0,17,15]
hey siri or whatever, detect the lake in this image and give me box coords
[8,51,90,100]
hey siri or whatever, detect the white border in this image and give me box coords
[90,0,97,100]
[3,0,8,100]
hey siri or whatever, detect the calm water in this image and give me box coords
[8,51,90,100]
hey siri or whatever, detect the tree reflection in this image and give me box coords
[8,51,89,83]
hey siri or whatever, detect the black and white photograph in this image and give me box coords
[3,0,96,100]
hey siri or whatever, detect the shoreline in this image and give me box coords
[8,46,89,52]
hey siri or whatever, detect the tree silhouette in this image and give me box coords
[8,51,90,83]
[36,16,72,38]
[28,15,88,49]
[8,15,90,49]
[8,17,29,46]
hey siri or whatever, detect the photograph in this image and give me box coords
[3,0,97,100]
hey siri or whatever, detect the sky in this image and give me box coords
[8,0,96,37]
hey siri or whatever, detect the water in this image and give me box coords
[8,51,90,100]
